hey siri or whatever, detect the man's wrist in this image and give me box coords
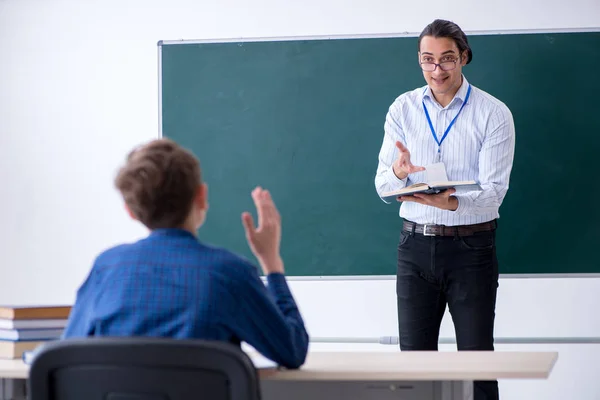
[392,165,408,180]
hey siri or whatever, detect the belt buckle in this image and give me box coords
[422,224,435,236]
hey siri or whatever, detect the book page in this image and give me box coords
[425,162,448,183]
[405,182,428,189]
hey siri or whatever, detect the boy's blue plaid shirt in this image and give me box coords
[63,228,309,368]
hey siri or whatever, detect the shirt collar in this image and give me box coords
[149,228,197,239]
[422,75,470,108]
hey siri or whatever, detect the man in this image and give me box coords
[63,138,309,369]
[374,19,515,399]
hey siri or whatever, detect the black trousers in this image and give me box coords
[396,224,499,400]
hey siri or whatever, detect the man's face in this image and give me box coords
[418,36,467,100]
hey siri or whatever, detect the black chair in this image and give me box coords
[28,337,262,400]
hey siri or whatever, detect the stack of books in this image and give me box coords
[0,305,71,359]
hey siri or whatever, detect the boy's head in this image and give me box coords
[114,138,208,232]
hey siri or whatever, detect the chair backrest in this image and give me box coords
[28,337,262,400]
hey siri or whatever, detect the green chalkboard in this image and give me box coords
[159,30,600,276]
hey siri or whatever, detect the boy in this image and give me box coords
[63,138,309,369]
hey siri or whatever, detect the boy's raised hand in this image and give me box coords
[241,187,284,274]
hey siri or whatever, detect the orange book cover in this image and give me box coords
[0,306,71,320]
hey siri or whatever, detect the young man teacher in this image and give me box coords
[374,19,516,400]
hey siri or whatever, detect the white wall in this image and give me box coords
[1,0,599,398]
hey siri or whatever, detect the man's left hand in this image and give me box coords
[398,188,458,211]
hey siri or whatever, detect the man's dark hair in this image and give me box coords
[418,19,473,64]
[114,138,201,230]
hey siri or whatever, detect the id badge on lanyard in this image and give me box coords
[422,84,472,161]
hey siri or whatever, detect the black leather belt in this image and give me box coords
[402,220,497,237]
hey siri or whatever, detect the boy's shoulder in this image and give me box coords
[200,242,257,275]
[192,242,264,287]
[93,242,132,266]
[91,235,259,280]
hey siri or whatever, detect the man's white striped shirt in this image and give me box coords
[374,76,516,226]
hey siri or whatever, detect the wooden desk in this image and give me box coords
[0,358,28,400]
[0,351,558,400]
[0,359,27,380]
[258,351,558,400]
[264,351,557,381]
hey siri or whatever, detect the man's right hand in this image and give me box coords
[392,141,425,180]
[241,187,285,275]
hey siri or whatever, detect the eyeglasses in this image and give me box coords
[419,59,458,72]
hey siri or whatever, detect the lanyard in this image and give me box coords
[422,84,471,154]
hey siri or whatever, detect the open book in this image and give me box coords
[381,180,482,203]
